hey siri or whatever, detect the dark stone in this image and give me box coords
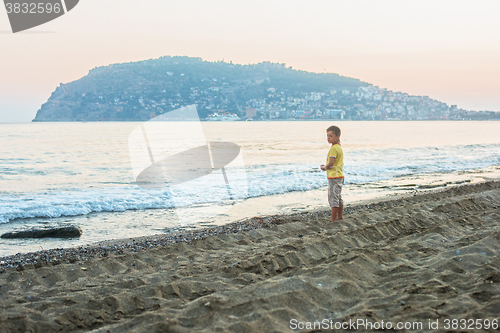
[68,257,79,263]
[1,225,82,239]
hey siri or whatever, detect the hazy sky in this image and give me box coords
[1,0,499,122]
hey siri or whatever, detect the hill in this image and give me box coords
[32,56,369,121]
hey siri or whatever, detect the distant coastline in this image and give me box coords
[32,56,500,122]
[29,118,500,123]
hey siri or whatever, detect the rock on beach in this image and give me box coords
[1,225,82,239]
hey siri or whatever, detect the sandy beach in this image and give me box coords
[1,180,500,332]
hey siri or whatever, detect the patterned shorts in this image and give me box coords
[328,178,344,208]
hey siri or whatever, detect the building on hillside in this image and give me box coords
[246,108,257,119]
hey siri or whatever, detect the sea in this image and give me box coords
[1,121,500,257]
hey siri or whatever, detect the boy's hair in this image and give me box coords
[327,125,341,136]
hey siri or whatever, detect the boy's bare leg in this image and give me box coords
[331,207,339,221]
[337,205,343,220]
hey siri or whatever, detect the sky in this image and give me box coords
[0,0,499,122]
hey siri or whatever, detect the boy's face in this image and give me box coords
[327,131,340,145]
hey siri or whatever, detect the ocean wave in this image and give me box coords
[1,143,499,223]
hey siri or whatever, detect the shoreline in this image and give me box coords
[2,165,499,259]
[1,179,498,270]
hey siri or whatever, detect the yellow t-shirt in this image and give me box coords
[326,144,344,179]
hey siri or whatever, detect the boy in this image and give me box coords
[320,125,344,221]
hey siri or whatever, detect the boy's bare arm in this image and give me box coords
[321,156,335,171]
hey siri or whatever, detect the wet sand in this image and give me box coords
[1,180,500,332]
